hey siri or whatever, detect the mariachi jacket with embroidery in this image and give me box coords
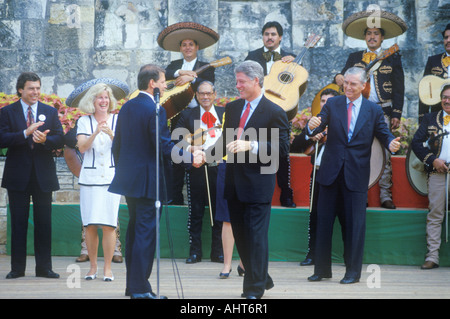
[412,110,449,173]
[340,50,405,120]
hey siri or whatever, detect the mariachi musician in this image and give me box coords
[245,21,296,208]
[418,24,450,123]
[334,10,407,209]
[411,83,450,270]
[157,22,219,205]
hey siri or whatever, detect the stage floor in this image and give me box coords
[0,255,449,299]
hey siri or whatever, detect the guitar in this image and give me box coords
[361,43,400,98]
[419,75,450,106]
[311,44,400,115]
[130,57,232,119]
[264,34,322,121]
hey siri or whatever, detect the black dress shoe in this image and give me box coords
[210,255,224,263]
[300,258,314,266]
[131,292,168,299]
[381,200,396,209]
[340,276,359,284]
[36,270,60,279]
[186,254,202,264]
[6,271,25,279]
[307,274,331,282]
[280,199,296,208]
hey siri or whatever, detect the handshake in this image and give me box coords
[191,140,254,168]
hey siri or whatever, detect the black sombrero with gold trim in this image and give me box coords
[157,22,219,52]
[342,10,407,40]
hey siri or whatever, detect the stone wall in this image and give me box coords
[0,0,449,252]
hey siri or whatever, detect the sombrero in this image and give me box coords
[66,78,130,108]
[157,22,219,52]
[342,10,408,40]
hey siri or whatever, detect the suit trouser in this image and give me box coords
[379,114,393,203]
[314,170,367,279]
[8,171,53,274]
[227,193,272,298]
[124,196,158,294]
[426,173,447,264]
[186,165,223,258]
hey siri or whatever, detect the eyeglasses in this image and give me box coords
[442,96,450,101]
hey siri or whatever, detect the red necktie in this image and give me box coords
[237,103,251,139]
[347,102,353,134]
[27,106,34,127]
[201,111,216,137]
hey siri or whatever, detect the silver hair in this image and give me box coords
[344,67,367,84]
[78,83,117,114]
[197,80,216,92]
[234,60,264,87]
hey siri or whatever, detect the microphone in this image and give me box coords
[154,88,160,114]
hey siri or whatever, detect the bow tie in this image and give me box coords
[444,115,450,126]
[202,111,217,137]
[263,51,282,62]
[443,56,450,68]
[362,52,377,64]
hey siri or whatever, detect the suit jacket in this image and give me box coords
[419,53,449,122]
[108,92,190,200]
[412,110,446,173]
[245,47,295,75]
[173,105,225,152]
[208,96,290,203]
[311,95,394,192]
[165,58,215,88]
[340,50,404,120]
[0,100,64,192]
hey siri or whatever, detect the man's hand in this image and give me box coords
[25,121,45,137]
[281,55,295,63]
[32,129,50,144]
[388,136,401,153]
[391,118,400,130]
[335,74,344,87]
[226,140,252,153]
[192,150,206,168]
[433,158,449,173]
[308,116,322,131]
[175,70,197,86]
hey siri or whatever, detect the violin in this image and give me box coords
[304,129,327,156]
[184,124,222,146]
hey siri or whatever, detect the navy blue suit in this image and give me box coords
[0,100,64,274]
[208,96,290,298]
[310,95,394,280]
[109,92,189,294]
[245,47,296,206]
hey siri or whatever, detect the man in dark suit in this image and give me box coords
[335,26,404,210]
[290,88,340,267]
[418,23,450,122]
[245,21,296,208]
[0,72,64,279]
[174,81,224,264]
[108,64,195,299]
[197,60,290,299]
[307,67,401,284]
[412,84,450,270]
[165,38,216,205]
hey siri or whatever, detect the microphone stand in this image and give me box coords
[154,88,161,299]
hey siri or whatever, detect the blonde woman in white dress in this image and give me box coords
[77,83,121,282]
